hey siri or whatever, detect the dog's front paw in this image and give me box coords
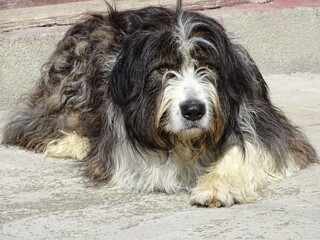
[190,188,225,208]
[190,175,236,208]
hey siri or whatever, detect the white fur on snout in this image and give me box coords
[170,68,209,132]
[157,66,218,135]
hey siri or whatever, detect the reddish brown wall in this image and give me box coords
[0,0,250,11]
[0,0,89,10]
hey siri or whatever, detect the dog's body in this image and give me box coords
[2,2,317,207]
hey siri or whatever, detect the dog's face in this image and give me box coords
[109,13,246,152]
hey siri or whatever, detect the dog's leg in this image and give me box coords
[190,142,295,207]
[44,132,89,160]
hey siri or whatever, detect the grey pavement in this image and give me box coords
[0,73,319,239]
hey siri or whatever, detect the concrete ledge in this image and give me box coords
[203,2,320,74]
[0,26,68,111]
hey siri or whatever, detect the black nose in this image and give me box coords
[180,100,206,121]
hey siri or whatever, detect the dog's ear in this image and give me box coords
[199,18,268,103]
[222,41,270,103]
[187,16,268,102]
[232,44,270,100]
[108,53,137,107]
[108,32,149,107]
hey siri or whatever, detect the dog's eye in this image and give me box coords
[194,63,214,73]
[201,63,212,69]
[157,66,170,74]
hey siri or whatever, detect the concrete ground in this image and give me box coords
[0,73,319,240]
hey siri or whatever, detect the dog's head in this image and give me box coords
[109,7,262,155]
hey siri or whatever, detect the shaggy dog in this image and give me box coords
[2,1,317,207]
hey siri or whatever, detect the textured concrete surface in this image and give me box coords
[0,26,68,111]
[0,73,319,240]
[205,4,320,74]
[0,2,320,111]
